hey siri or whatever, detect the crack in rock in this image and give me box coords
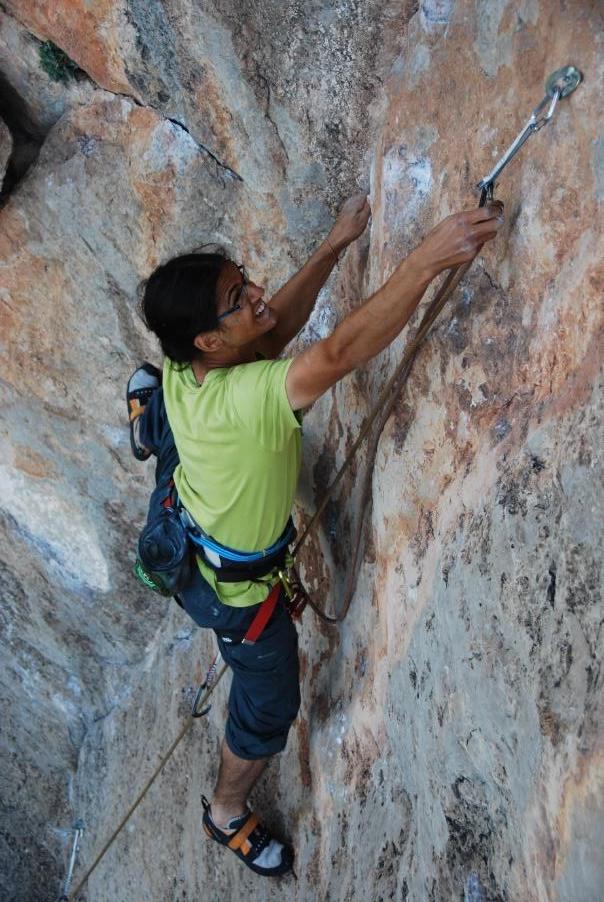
[0,16,244,186]
[256,70,289,172]
[80,84,244,182]
[0,69,45,202]
[166,116,243,182]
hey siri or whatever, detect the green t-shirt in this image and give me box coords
[163,357,302,607]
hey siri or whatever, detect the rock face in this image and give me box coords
[0,2,602,901]
[0,116,11,185]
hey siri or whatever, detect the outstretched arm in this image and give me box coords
[258,194,371,357]
[286,203,505,410]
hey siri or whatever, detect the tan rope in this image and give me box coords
[68,666,228,900]
[294,260,472,620]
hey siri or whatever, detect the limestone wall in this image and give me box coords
[0,2,601,900]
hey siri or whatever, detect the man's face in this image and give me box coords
[214,260,276,346]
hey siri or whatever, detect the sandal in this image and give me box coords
[201,795,294,877]
[126,362,161,460]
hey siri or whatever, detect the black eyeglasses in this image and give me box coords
[217,264,248,321]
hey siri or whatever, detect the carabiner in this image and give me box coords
[191,653,222,717]
[278,568,295,600]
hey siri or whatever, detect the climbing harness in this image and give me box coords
[66,66,581,900]
[182,506,296,578]
[135,481,296,594]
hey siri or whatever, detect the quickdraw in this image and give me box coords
[476,66,582,197]
[57,820,84,902]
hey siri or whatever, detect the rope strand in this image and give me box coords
[67,666,228,900]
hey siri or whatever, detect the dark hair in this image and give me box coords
[141,250,229,364]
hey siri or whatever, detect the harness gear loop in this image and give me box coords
[279,563,310,620]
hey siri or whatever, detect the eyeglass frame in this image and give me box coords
[216,264,248,321]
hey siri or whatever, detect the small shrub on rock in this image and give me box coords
[38,41,81,83]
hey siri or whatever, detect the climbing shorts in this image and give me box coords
[179,564,301,760]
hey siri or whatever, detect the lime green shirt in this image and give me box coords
[163,357,302,607]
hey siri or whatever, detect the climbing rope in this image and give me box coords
[296,254,478,622]
[64,65,581,900]
[67,663,225,901]
[298,66,582,622]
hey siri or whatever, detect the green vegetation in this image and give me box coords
[38,41,81,83]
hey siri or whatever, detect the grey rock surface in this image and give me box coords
[0,115,11,185]
[0,90,245,900]
[0,1,602,901]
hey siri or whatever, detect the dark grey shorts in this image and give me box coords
[179,564,301,760]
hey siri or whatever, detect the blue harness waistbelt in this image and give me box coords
[177,501,296,572]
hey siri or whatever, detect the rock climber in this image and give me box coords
[126,192,503,876]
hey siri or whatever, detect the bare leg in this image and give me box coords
[211,740,268,828]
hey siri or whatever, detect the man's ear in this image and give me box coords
[194,330,223,354]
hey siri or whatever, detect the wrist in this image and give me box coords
[327,228,350,255]
[404,246,439,285]
[322,235,343,266]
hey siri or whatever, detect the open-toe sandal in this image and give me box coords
[201,795,293,877]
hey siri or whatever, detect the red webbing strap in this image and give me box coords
[242,582,281,645]
[161,479,175,509]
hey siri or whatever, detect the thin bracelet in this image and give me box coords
[325,237,340,266]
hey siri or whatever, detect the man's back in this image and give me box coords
[163,356,301,606]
